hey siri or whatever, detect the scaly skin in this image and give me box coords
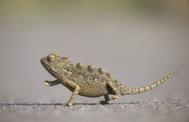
[41,53,178,106]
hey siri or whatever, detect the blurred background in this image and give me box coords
[0,0,189,121]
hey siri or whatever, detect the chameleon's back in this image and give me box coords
[62,62,118,97]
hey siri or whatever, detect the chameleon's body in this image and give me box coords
[41,53,177,106]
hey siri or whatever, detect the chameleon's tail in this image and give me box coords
[120,71,179,95]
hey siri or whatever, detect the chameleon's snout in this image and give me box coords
[40,57,48,68]
[40,57,45,64]
[40,58,43,64]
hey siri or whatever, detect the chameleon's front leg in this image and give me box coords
[62,78,80,106]
[44,80,61,86]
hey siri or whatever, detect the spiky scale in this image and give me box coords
[98,68,104,75]
[76,63,83,69]
[106,73,111,78]
[87,65,94,72]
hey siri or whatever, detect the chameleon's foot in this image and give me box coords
[100,94,112,105]
[43,80,61,86]
[111,95,119,101]
[99,100,112,105]
[66,102,73,106]
[43,81,50,86]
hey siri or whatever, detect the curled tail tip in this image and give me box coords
[167,70,179,78]
[173,70,179,75]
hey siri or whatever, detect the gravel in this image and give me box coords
[0,99,189,122]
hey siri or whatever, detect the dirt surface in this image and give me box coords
[0,99,189,122]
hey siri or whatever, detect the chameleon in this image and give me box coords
[40,53,178,106]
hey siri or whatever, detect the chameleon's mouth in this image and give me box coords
[41,58,51,73]
[40,58,48,69]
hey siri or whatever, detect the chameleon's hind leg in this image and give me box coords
[100,83,120,104]
[107,83,120,101]
[44,80,61,86]
[100,94,111,104]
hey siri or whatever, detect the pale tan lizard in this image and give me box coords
[41,53,178,106]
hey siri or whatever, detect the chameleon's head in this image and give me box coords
[41,53,69,79]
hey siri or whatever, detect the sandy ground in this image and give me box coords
[0,99,189,122]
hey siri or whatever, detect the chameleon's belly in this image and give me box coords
[77,81,108,97]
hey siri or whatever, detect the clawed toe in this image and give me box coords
[43,81,50,86]
[66,102,73,106]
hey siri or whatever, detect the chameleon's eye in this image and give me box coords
[47,54,55,62]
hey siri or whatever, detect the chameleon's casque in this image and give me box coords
[41,53,178,106]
